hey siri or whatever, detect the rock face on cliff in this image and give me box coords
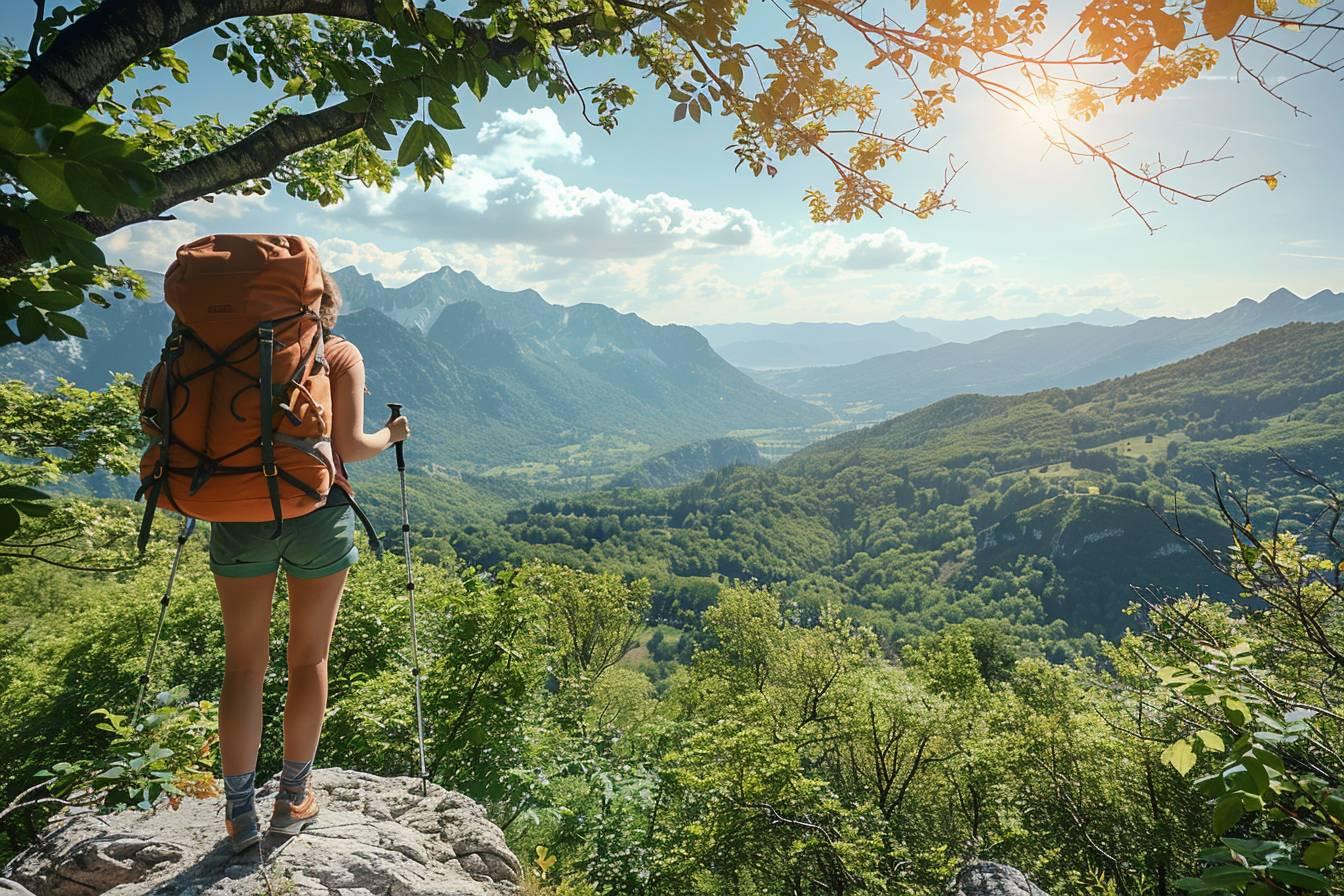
[955,862,1050,896]
[3,768,521,896]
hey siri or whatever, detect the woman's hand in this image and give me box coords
[387,415,410,445]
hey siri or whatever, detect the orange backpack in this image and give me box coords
[136,234,338,551]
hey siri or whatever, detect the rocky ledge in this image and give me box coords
[2,768,521,896]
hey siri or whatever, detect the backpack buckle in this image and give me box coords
[262,463,278,477]
[188,460,217,495]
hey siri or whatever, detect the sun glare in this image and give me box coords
[1021,93,1069,134]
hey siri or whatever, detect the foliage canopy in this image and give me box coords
[1,0,1339,343]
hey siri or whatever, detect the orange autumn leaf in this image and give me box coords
[1203,0,1253,39]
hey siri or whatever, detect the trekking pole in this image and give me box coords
[388,403,429,796]
[132,515,196,728]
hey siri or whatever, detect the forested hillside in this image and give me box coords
[610,436,766,487]
[454,322,1344,648]
[761,288,1344,422]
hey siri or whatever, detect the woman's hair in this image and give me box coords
[304,237,342,330]
[319,268,342,331]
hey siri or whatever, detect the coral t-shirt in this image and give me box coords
[325,334,364,502]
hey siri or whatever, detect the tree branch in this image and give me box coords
[0,104,366,269]
[17,0,379,110]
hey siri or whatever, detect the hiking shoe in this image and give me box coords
[225,810,262,852]
[270,789,320,836]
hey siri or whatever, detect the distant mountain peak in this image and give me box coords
[1264,287,1302,305]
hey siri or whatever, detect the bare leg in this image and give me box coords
[216,573,276,777]
[281,569,347,765]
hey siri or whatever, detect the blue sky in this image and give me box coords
[4,6,1341,324]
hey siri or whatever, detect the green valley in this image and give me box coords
[450,322,1344,651]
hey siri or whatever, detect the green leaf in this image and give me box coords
[364,118,392,151]
[1224,698,1252,726]
[27,289,84,311]
[1213,793,1244,834]
[427,100,465,130]
[1195,729,1226,752]
[1222,838,1277,859]
[1265,864,1329,891]
[47,311,86,338]
[16,306,45,343]
[1240,757,1270,795]
[397,121,430,167]
[425,126,452,162]
[1302,841,1337,870]
[0,503,20,540]
[1162,738,1197,776]
[16,157,79,212]
[0,485,49,501]
[65,166,123,217]
[1200,865,1254,889]
[0,77,52,128]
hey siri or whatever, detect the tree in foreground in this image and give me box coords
[1117,460,1344,895]
[1,0,1340,346]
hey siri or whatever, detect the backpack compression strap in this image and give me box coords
[137,331,185,554]
[258,321,284,540]
[348,495,384,560]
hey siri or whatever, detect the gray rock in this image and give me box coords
[3,768,521,896]
[955,861,1050,896]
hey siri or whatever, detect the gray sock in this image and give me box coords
[223,771,256,820]
[279,758,313,799]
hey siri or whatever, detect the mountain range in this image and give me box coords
[757,288,1344,422]
[0,265,825,480]
[894,308,1139,343]
[695,321,941,369]
[696,309,1138,369]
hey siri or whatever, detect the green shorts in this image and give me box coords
[209,504,359,580]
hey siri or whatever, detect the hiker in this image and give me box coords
[135,235,409,851]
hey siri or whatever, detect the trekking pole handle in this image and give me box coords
[387,403,406,471]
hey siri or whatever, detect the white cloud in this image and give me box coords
[337,107,768,260]
[191,192,271,220]
[1282,252,1344,262]
[293,106,1040,322]
[96,192,275,271]
[780,226,975,278]
[316,238,446,286]
[99,220,201,271]
[940,256,997,276]
[476,106,590,170]
[843,229,948,270]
